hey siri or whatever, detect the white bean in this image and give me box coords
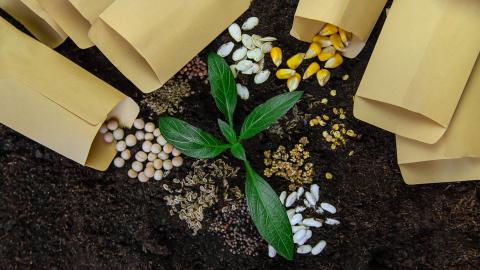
[310,184,320,201]
[305,191,317,207]
[286,209,296,219]
[293,229,307,243]
[297,245,312,254]
[311,240,326,255]
[268,245,276,258]
[297,230,312,245]
[325,218,340,225]
[292,225,307,234]
[285,191,297,207]
[279,191,287,205]
[297,187,304,199]
[302,218,322,228]
[295,206,306,213]
[320,202,337,214]
[289,213,302,226]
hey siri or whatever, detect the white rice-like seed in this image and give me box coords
[310,184,320,201]
[289,213,302,226]
[311,240,327,255]
[268,245,276,258]
[297,245,312,254]
[286,209,296,219]
[325,218,340,225]
[297,230,312,245]
[285,191,297,207]
[297,187,305,199]
[293,229,307,243]
[295,206,306,213]
[217,42,235,57]
[305,191,317,207]
[320,202,337,214]
[279,191,287,205]
[292,225,307,234]
[302,218,322,228]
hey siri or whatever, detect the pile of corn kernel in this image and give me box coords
[263,137,314,191]
[270,23,352,91]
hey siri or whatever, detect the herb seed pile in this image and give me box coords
[217,16,276,100]
[140,80,195,116]
[100,118,184,182]
[268,184,340,257]
[263,137,314,191]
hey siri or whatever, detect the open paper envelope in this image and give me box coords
[0,18,139,171]
[68,0,115,25]
[354,0,480,144]
[88,0,251,93]
[36,0,98,49]
[0,0,67,48]
[397,57,480,185]
[290,0,386,58]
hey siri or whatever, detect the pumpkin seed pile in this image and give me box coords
[272,23,353,91]
[263,137,314,191]
[217,17,276,100]
[163,159,240,235]
[268,184,340,257]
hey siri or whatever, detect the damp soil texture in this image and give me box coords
[1,1,479,269]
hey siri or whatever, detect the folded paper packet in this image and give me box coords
[354,0,480,144]
[36,0,112,49]
[290,0,387,58]
[88,0,251,93]
[397,57,480,185]
[0,0,67,48]
[0,18,139,171]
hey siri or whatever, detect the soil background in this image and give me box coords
[1,1,479,269]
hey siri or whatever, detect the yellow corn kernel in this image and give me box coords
[276,69,296,79]
[318,46,336,61]
[312,35,332,47]
[330,89,337,96]
[305,43,322,59]
[321,98,328,104]
[339,28,352,46]
[270,47,283,67]
[325,53,343,69]
[287,73,301,92]
[330,34,345,51]
[316,69,331,87]
[286,53,305,69]
[303,62,320,79]
[325,172,333,180]
[319,23,338,36]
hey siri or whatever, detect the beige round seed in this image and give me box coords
[153,128,161,137]
[147,152,157,161]
[144,167,155,178]
[172,156,183,167]
[113,157,125,168]
[163,143,173,154]
[158,151,169,160]
[145,122,155,133]
[125,134,137,147]
[153,159,163,170]
[156,136,167,146]
[144,133,154,141]
[103,132,114,143]
[113,128,124,140]
[121,149,131,160]
[151,144,162,154]
[99,123,108,134]
[163,159,173,170]
[172,148,182,157]
[127,169,138,179]
[135,151,147,162]
[116,140,127,152]
[133,118,145,130]
[142,141,153,153]
[135,130,145,141]
[146,161,154,168]
[138,172,149,182]
[154,170,164,181]
[132,161,143,172]
[107,119,119,131]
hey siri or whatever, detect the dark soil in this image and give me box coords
[1,1,479,269]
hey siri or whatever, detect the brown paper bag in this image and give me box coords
[0,18,139,171]
[354,0,480,144]
[0,0,67,48]
[290,0,387,58]
[88,0,250,93]
[36,0,99,49]
[397,57,480,185]
[68,0,115,25]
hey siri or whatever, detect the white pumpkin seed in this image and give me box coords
[228,23,242,42]
[325,218,340,225]
[254,70,270,84]
[251,34,263,48]
[279,191,287,205]
[289,213,302,225]
[302,218,322,228]
[235,59,253,71]
[236,83,249,100]
[232,46,248,61]
[297,245,312,254]
[257,58,265,71]
[310,184,320,201]
[311,240,326,255]
[305,191,317,207]
[261,42,273,54]
[217,42,234,57]
[297,187,305,199]
[287,209,296,219]
[268,245,276,258]
[230,65,238,78]
[285,191,297,207]
[297,229,312,245]
[241,17,259,30]
[293,229,307,243]
[260,36,277,42]
[295,206,306,213]
[247,48,263,62]
[241,34,255,50]
[320,202,337,214]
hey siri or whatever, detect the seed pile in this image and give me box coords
[163,159,240,235]
[272,23,353,91]
[100,118,184,182]
[268,184,340,257]
[140,80,194,116]
[263,137,314,191]
[267,105,309,139]
[217,16,276,100]
[209,198,262,257]
[176,56,208,83]
[309,107,359,151]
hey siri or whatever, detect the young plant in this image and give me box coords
[159,53,303,259]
